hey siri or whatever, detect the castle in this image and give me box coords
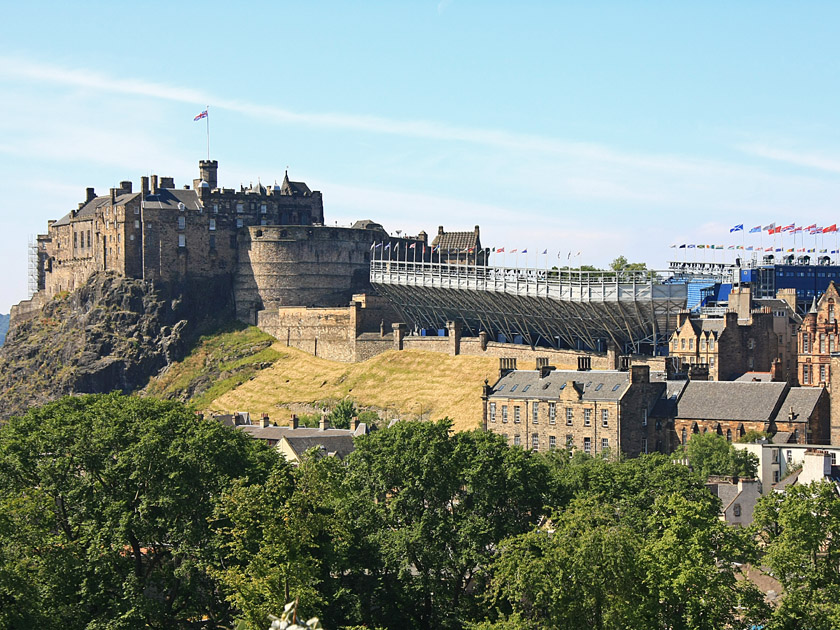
[15,160,436,326]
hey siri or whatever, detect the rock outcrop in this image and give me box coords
[0,272,233,419]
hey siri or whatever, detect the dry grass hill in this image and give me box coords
[145,325,499,432]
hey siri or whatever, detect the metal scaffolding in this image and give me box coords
[371,260,729,353]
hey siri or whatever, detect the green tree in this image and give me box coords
[342,420,547,629]
[754,482,840,629]
[327,398,356,429]
[738,429,771,443]
[681,432,757,479]
[0,393,276,629]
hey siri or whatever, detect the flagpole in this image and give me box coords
[205,105,210,160]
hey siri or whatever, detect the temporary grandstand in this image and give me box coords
[371,260,731,354]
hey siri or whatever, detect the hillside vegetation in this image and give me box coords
[142,323,281,408]
[191,344,499,431]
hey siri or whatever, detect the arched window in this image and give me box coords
[681,428,688,444]
[726,429,732,442]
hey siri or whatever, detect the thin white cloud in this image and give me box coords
[0,55,765,179]
[738,143,840,174]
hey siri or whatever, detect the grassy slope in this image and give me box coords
[207,345,499,432]
[143,324,281,408]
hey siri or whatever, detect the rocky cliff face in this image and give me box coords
[0,272,234,419]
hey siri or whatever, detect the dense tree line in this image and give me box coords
[0,395,838,629]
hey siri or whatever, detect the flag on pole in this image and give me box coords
[805,224,817,230]
[194,110,208,121]
[749,226,761,233]
[510,249,518,253]
[497,247,505,253]
[542,249,547,255]
[679,244,686,248]
[384,243,391,250]
[824,224,837,233]
[746,246,753,251]
[521,249,528,254]
[687,244,696,248]
[730,224,744,233]
[763,223,775,231]
[781,224,795,232]
[409,243,416,249]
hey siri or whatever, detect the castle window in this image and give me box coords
[129,234,134,241]
[260,204,267,214]
[513,435,520,446]
[584,409,591,426]
[821,334,827,354]
[601,438,609,451]
[178,234,186,248]
[566,407,573,425]
[803,333,810,354]
[681,338,686,350]
[489,402,496,423]
[566,434,574,447]
[178,216,186,230]
[830,300,835,323]
[700,339,706,350]
[748,338,756,350]
[803,365,810,385]
[549,435,556,450]
[642,437,648,454]
[73,232,77,248]
[213,204,219,214]
[209,235,216,249]
[689,339,694,350]
[236,203,244,213]
[87,231,91,247]
[513,407,521,424]
[681,427,688,444]
[531,434,539,451]
[709,338,715,350]
[821,364,827,382]
[583,437,591,454]
[502,406,508,423]
[532,402,539,424]
[209,219,216,231]
[548,402,556,424]
[733,503,741,518]
[236,218,244,228]
[260,218,268,226]
[602,409,609,427]
[134,220,140,229]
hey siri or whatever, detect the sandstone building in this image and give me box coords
[668,286,800,382]
[482,359,668,457]
[16,160,437,329]
[798,281,840,387]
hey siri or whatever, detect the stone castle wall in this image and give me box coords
[235,225,381,323]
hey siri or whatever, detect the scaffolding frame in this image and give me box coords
[371,260,729,354]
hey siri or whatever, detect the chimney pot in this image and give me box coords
[319,415,330,431]
[151,175,159,194]
[289,414,299,429]
[85,187,96,202]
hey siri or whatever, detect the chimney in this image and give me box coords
[688,363,710,381]
[159,176,174,189]
[85,187,96,202]
[630,364,651,384]
[499,357,517,378]
[289,414,299,429]
[438,225,444,235]
[771,359,784,382]
[119,180,133,194]
[352,416,360,431]
[141,176,149,196]
[110,188,116,204]
[677,310,691,328]
[151,175,159,194]
[259,414,270,428]
[319,414,330,431]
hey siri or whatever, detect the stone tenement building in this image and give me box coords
[798,281,840,387]
[16,160,436,327]
[668,286,800,382]
[673,380,830,446]
[482,359,667,457]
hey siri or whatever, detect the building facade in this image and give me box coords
[798,281,840,387]
[668,286,800,382]
[482,359,668,457]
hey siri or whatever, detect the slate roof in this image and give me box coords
[431,229,480,251]
[282,434,355,459]
[706,482,740,508]
[489,369,659,402]
[237,425,354,440]
[53,187,203,227]
[735,372,773,382]
[676,381,788,422]
[773,387,825,425]
[350,219,385,231]
[773,468,801,491]
[280,172,311,196]
[52,192,141,226]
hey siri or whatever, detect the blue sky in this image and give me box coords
[2,1,840,312]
